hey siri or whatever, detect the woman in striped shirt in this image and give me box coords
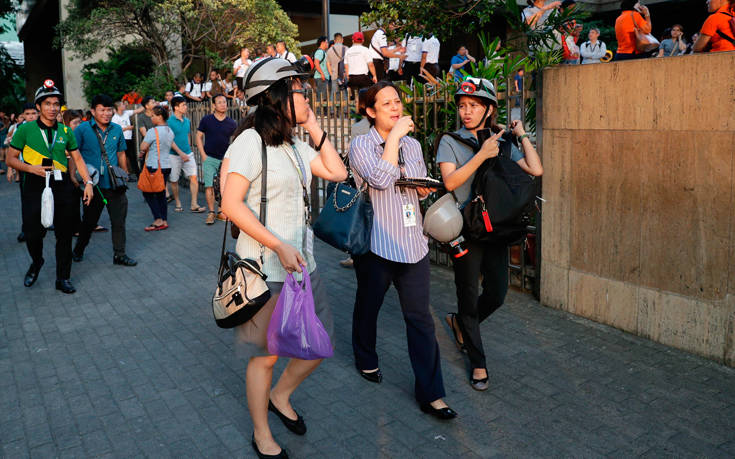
[349,81,457,420]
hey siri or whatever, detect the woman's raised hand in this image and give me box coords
[478,130,504,160]
[391,116,415,139]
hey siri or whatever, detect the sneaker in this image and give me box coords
[205,212,216,225]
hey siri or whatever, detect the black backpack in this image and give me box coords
[435,131,536,245]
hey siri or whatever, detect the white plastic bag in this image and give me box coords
[41,171,54,228]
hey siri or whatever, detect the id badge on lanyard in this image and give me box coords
[396,146,416,227]
[42,129,62,181]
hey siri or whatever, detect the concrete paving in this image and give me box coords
[1,179,734,458]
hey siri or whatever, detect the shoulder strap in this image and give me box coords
[716,29,735,44]
[153,127,162,169]
[259,137,267,226]
[433,131,479,157]
[92,126,114,169]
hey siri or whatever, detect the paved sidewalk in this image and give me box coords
[1,180,734,458]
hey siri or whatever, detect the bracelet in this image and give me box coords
[316,131,327,151]
[85,180,94,186]
[519,133,530,141]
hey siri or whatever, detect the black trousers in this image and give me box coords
[125,139,139,176]
[74,187,128,257]
[372,58,386,81]
[20,172,77,280]
[352,252,445,404]
[451,239,509,370]
[402,61,421,83]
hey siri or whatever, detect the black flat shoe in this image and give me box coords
[358,368,383,384]
[17,232,25,243]
[23,261,43,287]
[55,279,76,294]
[268,400,306,435]
[113,254,138,266]
[420,403,458,420]
[72,251,83,262]
[470,376,489,391]
[251,434,288,459]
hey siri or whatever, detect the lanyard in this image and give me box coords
[95,125,110,173]
[41,128,58,156]
[288,145,312,225]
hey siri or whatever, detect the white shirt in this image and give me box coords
[344,44,373,76]
[422,36,440,64]
[387,45,400,71]
[403,36,424,62]
[225,128,319,282]
[233,57,252,78]
[186,81,204,98]
[112,110,134,140]
[277,51,296,63]
[369,28,388,60]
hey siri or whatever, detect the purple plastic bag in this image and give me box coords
[266,270,333,359]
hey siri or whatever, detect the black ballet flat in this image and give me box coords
[470,376,489,391]
[268,400,306,435]
[420,403,458,420]
[251,434,288,459]
[358,368,383,384]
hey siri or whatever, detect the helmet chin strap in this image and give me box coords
[467,104,490,131]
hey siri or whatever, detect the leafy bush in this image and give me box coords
[134,67,177,100]
[81,45,154,103]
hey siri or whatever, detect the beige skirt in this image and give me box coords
[234,270,334,359]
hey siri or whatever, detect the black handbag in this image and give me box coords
[93,126,128,191]
[212,138,271,328]
[313,173,373,256]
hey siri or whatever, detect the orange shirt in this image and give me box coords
[700,5,735,52]
[615,11,652,54]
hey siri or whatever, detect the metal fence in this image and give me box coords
[143,80,539,293]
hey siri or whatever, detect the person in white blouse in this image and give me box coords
[220,58,347,459]
[233,47,252,96]
[420,35,441,81]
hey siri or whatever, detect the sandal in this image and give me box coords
[190,206,206,213]
[144,224,158,232]
[154,223,169,231]
[445,313,466,353]
[166,195,174,203]
[174,206,184,212]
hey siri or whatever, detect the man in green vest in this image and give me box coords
[6,80,94,293]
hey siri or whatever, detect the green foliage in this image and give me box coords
[135,67,177,100]
[58,0,300,78]
[361,0,499,41]
[81,45,155,104]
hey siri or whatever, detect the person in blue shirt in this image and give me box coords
[72,94,137,267]
[167,96,204,212]
[450,45,476,82]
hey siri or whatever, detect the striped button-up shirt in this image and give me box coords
[349,127,429,264]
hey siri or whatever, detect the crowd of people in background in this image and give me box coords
[523,0,735,63]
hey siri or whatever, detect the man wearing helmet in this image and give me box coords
[6,80,95,294]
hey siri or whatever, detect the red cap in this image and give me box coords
[352,31,364,42]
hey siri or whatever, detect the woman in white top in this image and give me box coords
[221,57,347,459]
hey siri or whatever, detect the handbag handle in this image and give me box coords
[153,128,162,170]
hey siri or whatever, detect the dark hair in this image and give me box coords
[334,32,343,39]
[363,81,399,126]
[661,27,672,40]
[171,96,186,109]
[62,109,83,126]
[329,40,334,46]
[22,102,36,111]
[357,88,369,116]
[142,95,155,107]
[240,46,248,52]
[276,40,286,46]
[254,47,263,56]
[560,0,576,8]
[91,94,114,109]
[316,36,328,47]
[212,93,227,104]
[251,78,295,146]
[620,0,637,11]
[152,105,169,121]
